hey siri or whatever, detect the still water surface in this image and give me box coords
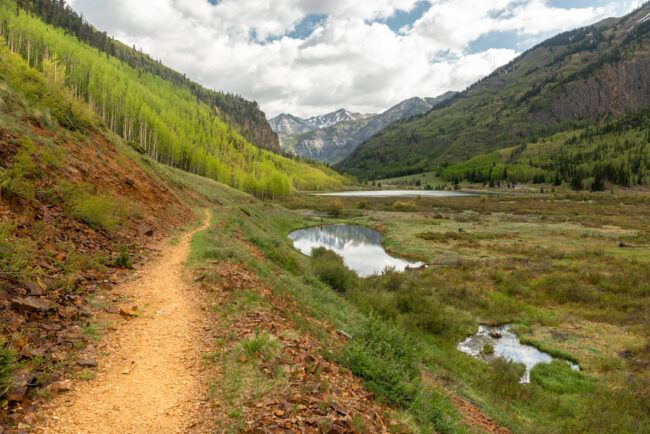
[318,190,479,198]
[457,325,580,383]
[288,225,423,277]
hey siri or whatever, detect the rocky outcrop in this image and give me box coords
[553,59,650,120]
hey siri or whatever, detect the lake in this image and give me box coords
[316,190,479,198]
[288,225,423,277]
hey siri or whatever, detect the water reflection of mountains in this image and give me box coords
[288,225,382,250]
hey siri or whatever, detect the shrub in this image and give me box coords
[0,143,38,201]
[482,357,527,399]
[115,245,132,268]
[311,247,357,292]
[482,343,495,355]
[393,201,419,212]
[61,182,136,232]
[328,199,344,216]
[382,267,406,291]
[531,361,594,394]
[267,245,302,275]
[0,222,36,275]
[238,332,281,363]
[342,313,421,406]
[357,200,370,210]
[69,193,128,232]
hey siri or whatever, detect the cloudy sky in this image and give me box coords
[68,0,641,118]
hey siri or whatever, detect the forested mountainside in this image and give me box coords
[339,4,650,181]
[0,0,348,198]
[11,0,281,153]
[436,105,650,190]
[281,93,456,164]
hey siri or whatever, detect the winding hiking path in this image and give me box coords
[40,211,213,433]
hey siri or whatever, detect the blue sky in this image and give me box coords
[68,0,643,117]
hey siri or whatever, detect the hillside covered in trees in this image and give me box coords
[338,3,650,184]
[435,106,650,191]
[0,0,348,198]
[11,0,281,154]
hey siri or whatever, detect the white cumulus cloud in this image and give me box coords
[68,0,641,118]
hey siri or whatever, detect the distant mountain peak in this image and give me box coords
[269,108,375,136]
[276,92,457,164]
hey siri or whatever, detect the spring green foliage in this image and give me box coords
[392,201,419,212]
[436,107,650,189]
[338,5,650,181]
[0,0,349,198]
[310,247,357,292]
[14,0,280,153]
[58,182,135,232]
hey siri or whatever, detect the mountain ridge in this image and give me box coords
[269,108,374,137]
[278,92,457,163]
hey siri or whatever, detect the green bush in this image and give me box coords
[238,332,281,363]
[357,200,370,209]
[0,339,15,399]
[0,222,36,276]
[342,313,421,406]
[327,199,344,216]
[115,245,132,268]
[311,247,357,292]
[60,182,136,232]
[482,343,495,355]
[267,245,302,275]
[0,142,38,201]
[480,357,527,400]
[393,201,419,212]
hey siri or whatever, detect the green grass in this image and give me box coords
[77,368,96,381]
[278,192,650,433]
[0,339,15,398]
[185,197,465,432]
[60,183,137,232]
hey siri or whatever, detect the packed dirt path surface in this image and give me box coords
[38,210,214,433]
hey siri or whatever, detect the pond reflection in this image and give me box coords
[288,225,423,277]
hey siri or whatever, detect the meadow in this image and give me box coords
[280,192,650,432]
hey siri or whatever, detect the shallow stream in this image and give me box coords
[457,325,580,383]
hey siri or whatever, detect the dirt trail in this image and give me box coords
[39,211,213,433]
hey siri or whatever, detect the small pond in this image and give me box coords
[457,325,580,383]
[288,225,423,277]
[317,190,479,198]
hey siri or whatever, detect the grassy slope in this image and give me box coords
[0,0,349,198]
[338,4,650,180]
[181,188,464,433]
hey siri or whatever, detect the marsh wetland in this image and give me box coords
[281,192,650,432]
